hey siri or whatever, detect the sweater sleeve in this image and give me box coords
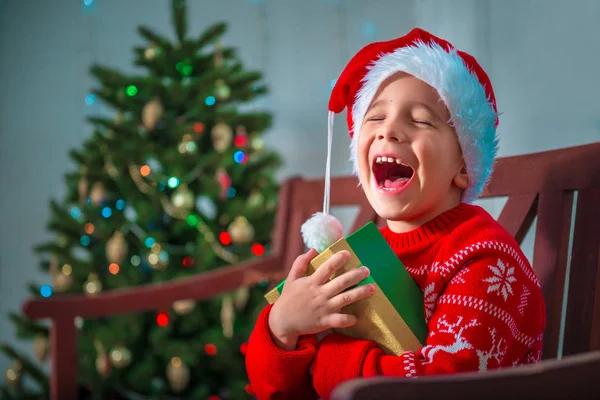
[245,304,319,400]
[311,251,545,398]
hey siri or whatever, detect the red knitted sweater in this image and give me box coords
[245,203,546,400]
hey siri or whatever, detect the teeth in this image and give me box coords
[375,156,407,166]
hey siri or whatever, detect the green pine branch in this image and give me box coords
[171,0,187,43]
[8,313,48,339]
[0,344,50,394]
[137,26,173,50]
[195,22,227,48]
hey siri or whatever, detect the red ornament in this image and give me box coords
[205,343,218,355]
[208,396,220,400]
[233,135,248,148]
[245,384,255,395]
[219,232,231,246]
[216,169,232,199]
[157,312,169,327]
[240,342,248,355]
[182,256,195,267]
[251,243,264,256]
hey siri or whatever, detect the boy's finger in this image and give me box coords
[323,266,370,297]
[320,313,357,329]
[287,248,318,281]
[328,283,375,311]
[312,250,350,284]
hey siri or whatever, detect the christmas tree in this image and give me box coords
[1,1,280,398]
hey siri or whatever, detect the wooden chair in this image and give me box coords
[21,142,600,399]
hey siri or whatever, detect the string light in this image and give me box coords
[157,312,169,327]
[131,255,141,266]
[80,235,91,247]
[233,151,246,164]
[145,237,156,248]
[126,85,138,96]
[205,344,217,355]
[251,243,265,256]
[167,177,180,188]
[234,136,248,148]
[71,207,81,219]
[83,0,94,6]
[219,232,231,246]
[227,187,237,198]
[361,21,378,39]
[193,122,204,133]
[109,263,120,275]
[101,207,112,218]
[186,214,199,227]
[182,256,194,267]
[157,182,166,192]
[205,96,216,106]
[84,223,95,234]
[40,285,52,298]
[115,199,126,210]
[85,94,96,105]
[140,165,151,176]
[62,264,73,276]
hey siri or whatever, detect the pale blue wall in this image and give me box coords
[1,0,599,376]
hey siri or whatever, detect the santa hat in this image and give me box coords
[301,27,500,252]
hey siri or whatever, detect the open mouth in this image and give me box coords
[372,156,414,191]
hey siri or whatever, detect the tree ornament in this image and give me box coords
[84,273,102,296]
[166,357,190,393]
[78,174,89,207]
[90,182,107,206]
[234,287,250,310]
[142,99,164,130]
[106,231,128,264]
[252,136,264,151]
[94,340,111,378]
[211,123,233,153]
[215,79,231,100]
[221,295,235,339]
[32,334,49,362]
[216,169,231,199]
[144,44,160,61]
[171,184,194,211]
[234,125,249,148]
[178,133,197,155]
[247,190,264,209]
[196,195,217,219]
[173,299,195,315]
[109,346,132,369]
[228,216,255,244]
[4,360,22,388]
[52,272,73,293]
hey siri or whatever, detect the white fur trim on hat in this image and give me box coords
[349,40,499,203]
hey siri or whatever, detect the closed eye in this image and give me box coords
[413,120,433,126]
[367,117,384,122]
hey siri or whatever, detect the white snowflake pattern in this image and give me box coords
[423,283,437,322]
[518,285,530,316]
[483,259,517,301]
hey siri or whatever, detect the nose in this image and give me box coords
[376,121,406,143]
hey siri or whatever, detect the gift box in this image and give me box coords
[264,221,428,355]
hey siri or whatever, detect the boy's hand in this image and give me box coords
[268,248,374,351]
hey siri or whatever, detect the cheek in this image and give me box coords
[357,133,372,174]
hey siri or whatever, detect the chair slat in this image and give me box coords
[496,193,538,243]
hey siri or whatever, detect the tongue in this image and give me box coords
[383,177,409,189]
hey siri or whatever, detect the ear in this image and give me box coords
[453,163,469,189]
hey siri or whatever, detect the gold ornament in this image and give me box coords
[221,295,235,339]
[109,346,132,369]
[215,79,231,100]
[234,287,250,310]
[171,184,194,211]
[94,340,110,378]
[90,182,107,206]
[106,231,128,264]
[211,122,233,153]
[33,334,49,362]
[144,45,159,60]
[148,243,168,270]
[247,191,264,209]
[84,273,102,296]
[252,136,264,151]
[228,216,255,245]
[142,99,164,130]
[166,357,190,393]
[177,133,197,155]
[78,175,88,207]
[52,272,73,293]
[4,360,22,388]
[173,299,196,315]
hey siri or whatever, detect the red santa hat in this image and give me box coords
[302,27,500,252]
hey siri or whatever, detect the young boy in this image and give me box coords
[245,28,546,400]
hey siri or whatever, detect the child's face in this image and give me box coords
[357,72,469,231]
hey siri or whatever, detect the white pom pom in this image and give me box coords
[301,212,344,253]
